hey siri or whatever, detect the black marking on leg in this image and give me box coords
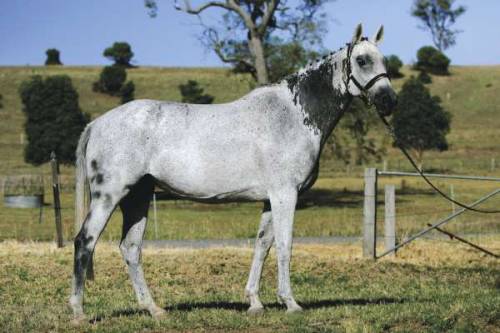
[104,194,113,208]
[91,160,98,172]
[258,230,265,239]
[91,191,101,199]
[74,228,95,285]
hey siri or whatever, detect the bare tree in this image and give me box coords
[145,0,332,85]
[412,0,466,51]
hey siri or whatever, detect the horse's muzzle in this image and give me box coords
[373,87,397,116]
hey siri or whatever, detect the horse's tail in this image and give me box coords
[74,124,92,235]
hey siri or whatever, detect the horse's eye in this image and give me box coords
[356,57,366,67]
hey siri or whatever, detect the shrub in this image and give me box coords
[103,42,134,67]
[179,80,214,104]
[93,65,127,95]
[45,48,62,65]
[120,81,135,104]
[19,75,89,165]
[416,46,450,75]
[384,55,404,79]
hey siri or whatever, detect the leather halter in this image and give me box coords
[342,41,390,105]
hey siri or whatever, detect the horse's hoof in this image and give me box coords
[71,314,87,326]
[150,306,167,320]
[286,305,303,314]
[247,306,264,316]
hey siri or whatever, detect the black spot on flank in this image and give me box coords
[125,260,130,266]
[92,191,101,199]
[258,231,265,239]
[96,173,104,184]
[91,160,98,171]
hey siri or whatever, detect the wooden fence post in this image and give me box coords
[50,152,64,248]
[384,185,396,257]
[363,168,377,258]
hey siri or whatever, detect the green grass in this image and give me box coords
[1,239,499,332]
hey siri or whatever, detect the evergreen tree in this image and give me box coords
[19,75,89,165]
[179,80,214,104]
[103,42,134,67]
[45,48,62,65]
[391,76,451,169]
[120,81,135,104]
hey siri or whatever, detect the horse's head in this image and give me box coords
[343,24,397,116]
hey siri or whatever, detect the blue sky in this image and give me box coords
[0,0,498,67]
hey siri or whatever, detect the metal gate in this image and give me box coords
[362,168,500,259]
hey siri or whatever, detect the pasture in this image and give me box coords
[0,65,499,332]
[1,238,499,332]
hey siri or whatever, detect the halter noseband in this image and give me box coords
[342,41,390,105]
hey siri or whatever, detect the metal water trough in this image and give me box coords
[4,194,44,208]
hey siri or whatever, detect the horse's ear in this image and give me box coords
[372,25,384,45]
[351,23,363,44]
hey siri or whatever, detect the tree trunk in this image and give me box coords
[249,32,269,85]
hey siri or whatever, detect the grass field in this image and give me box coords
[1,238,499,332]
[1,65,500,243]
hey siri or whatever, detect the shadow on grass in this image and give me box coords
[90,297,405,322]
[297,188,364,209]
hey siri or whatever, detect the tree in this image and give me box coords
[146,0,333,85]
[384,55,404,79]
[415,45,450,75]
[120,81,135,104]
[19,75,89,165]
[45,48,62,65]
[391,76,451,170]
[103,42,134,67]
[179,80,214,104]
[412,0,466,51]
[93,65,127,95]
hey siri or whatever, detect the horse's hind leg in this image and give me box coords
[119,176,165,319]
[70,196,118,322]
[245,202,273,314]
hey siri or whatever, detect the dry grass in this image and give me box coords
[1,237,499,332]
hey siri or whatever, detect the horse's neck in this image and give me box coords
[285,52,352,145]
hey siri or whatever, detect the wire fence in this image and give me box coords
[0,171,499,248]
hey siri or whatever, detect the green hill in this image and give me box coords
[0,65,499,177]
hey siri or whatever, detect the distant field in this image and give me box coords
[1,65,500,176]
[1,65,500,242]
[1,238,498,332]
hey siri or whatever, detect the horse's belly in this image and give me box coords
[149,143,269,201]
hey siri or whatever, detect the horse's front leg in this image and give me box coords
[269,188,303,313]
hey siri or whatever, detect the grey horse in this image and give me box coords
[69,24,397,322]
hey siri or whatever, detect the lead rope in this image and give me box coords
[378,114,500,214]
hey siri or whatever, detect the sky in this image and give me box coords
[0,0,499,67]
